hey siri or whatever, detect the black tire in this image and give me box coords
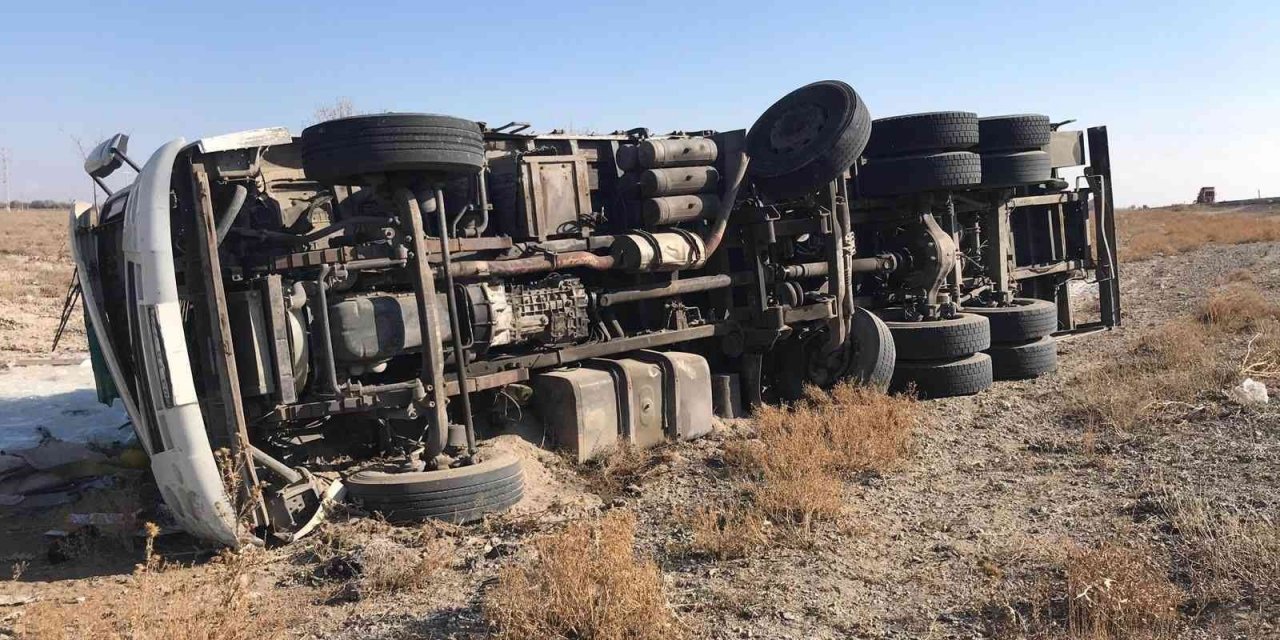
[849,307,896,391]
[864,111,979,158]
[346,454,522,524]
[876,310,991,360]
[964,298,1058,342]
[301,113,485,184]
[988,336,1058,380]
[773,308,896,400]
[977,115,1051,152]
[981,150,1051,187]
[746,80,872,200]
[891,353,993,399]
[858,151,981,197]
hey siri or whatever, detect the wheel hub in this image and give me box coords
[769,103,827,155]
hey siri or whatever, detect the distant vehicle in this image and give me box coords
[71,81,1119,545]
[1196,186,1216,204]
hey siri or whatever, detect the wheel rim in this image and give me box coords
[769,102,828,156]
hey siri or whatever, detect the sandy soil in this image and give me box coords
[3,238,1279,639]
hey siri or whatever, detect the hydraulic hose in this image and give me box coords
[700,155,750,260]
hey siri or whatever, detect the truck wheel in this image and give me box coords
[876,310,991,360]
[977,114,1051,152]
[980,150,1051,187]
[746,80,872,200]
[773,309,895,399]
[301,113,485,184]
[848,307,896,391]
[864,111,979,158]
[964,297,1058,341]
[891,353,993,398]
[346,454,523,524]
[988,336,1058,380]
[857,151,982,197]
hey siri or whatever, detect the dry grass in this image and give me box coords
[1154,487,1280,609]
[1196,283,1280,332]
[0,209,72,260]
[20,548,302,640]
[1241,319,1280,380]
[1067,319,1233,431]
[1065,544,1183,639]
[675,504,770,561]
[727,383,917,529]
[1118,207,1280,262]
[980,540,1184,640]
[484,510,682,640]
[300,516,451,601]
[583,444,672,500]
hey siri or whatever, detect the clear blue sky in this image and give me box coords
[3,0,1277,206]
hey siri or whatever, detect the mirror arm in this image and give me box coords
[92,175,114,196]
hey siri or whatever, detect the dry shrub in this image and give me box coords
[1242,319,1280,380]
[484,510,682,640]
[1224,268,1255,284]
[304,517,449,600]
[1068,321,1233,431]
[1156,488,1280,608]
[1066,544,1183,640]
[1196,284,1280,332]
[730,383,917,528]
[1118,208,1280,262]
[676,504,769,561]
[979,538,1069,638]
[584,444,664,499]
[20,549,299,640]
[818,383,917,472]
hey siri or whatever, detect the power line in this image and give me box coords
[1,148,10,212]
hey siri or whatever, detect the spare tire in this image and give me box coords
[346,454,523,524]
[301,113,485,184]
[977,114,1051,152]
[891,353,993,399]
[981,150,1051,187]
[964,297,1058,342]
[864,111,979,158]
[746,80,872,200]
[876,310,991,360]
[858,151,981,197]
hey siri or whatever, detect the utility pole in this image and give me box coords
[1,148,9,212]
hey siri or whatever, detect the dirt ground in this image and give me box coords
[0,210,85,363]
[2,206,1279,639]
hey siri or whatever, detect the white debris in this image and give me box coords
[1228,378,1269,406]
[0,364,128,450]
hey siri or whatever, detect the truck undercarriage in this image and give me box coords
[71,81,1119,544]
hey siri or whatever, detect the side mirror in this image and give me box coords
[84,133,130,179]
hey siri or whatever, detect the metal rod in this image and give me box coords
[434,188,478,457]
[597,273,742,307]
[250,446,303,485]
[312,264,343,396]
[396,187,450,463]
[447,250,615,278]
[91,175,114,196]
[215,184,248,245]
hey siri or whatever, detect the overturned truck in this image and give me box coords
[72,81,1120,544]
